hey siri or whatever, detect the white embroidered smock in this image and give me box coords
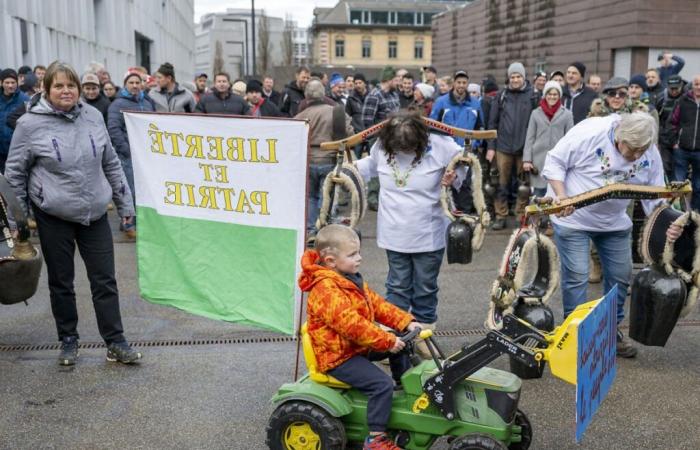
[356,133,463,253]
[541,114,665,232]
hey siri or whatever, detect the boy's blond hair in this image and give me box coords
[315,225,359,258]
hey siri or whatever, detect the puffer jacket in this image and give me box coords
[299,249,413,373]
[1,89,30,156]
[107,88,156,158]
[671,90,700,151]
[4,97,134,225]
[150,83,196,113]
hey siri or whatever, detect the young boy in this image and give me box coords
[299,224,421,450]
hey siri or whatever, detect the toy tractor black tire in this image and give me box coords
[449,433,508,450]
[266,401,346,450]
[508,409,532,450]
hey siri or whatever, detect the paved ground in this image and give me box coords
[1,211,699,450]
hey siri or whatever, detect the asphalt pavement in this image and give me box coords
[1,211,699,450]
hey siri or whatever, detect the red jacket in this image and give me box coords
[299,250,413,373]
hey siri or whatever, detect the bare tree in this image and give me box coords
[213,40,224,75]
[282,18,294,66]
[257,10,272,76]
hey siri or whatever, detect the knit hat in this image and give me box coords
[415,83,435,99]
[380,66,396,82]
[507,62,526,78]
[569,62,586,78]
[232,80,247,96]
[81,72,100,86]
[246,79,262,93]
[123,69,142,85]
[329,73,344,87]
[353,73,366,83]
[629,74,648,91]
[483,78,499,94]
[603,76,629,93]
[468,83,480,94]
[0,68,18,82]
[543,80,562,97]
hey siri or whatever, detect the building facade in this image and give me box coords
[1,0,195,82]
[311,1,461,70]
[431,0,700,84]
[292,26,311,67]
[195,9,285,80]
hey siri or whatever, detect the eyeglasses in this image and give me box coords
[606,90,628,99]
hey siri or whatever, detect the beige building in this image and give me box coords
[311,1,460,70]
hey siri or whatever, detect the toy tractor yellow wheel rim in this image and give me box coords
[283,422,321,450]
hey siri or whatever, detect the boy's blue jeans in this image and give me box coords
[385,248,444,324]
[328,353,409,432]
[552,224,631,324]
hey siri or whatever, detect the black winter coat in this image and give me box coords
[345,90,367,133]
[487,83,537,154]
[671,92,700,151]
[280,81,305,117]
[562,84,598,124]
[195,91,250,115]
[83,93,111,124]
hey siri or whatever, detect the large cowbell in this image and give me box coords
[0,174,43,305]
[509,299,555,379]
[446,220,473,264]
[629,265,686,346]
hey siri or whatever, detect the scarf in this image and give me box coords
[539,98,561,121]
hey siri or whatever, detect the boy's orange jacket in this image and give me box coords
[299,249,413,373]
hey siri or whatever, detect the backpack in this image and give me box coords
[498,88,539,111]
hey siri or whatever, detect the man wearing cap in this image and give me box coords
[0,69,29,173]
[246,79,281,117]
[431,70,482,146]
[589,77,632,118]
[346,73,368,134]
[670,74,700,209]
[562,62,598,124]
[487,62,538,230]
[193,72,208,103]
[81,72,111,123]
[658,75,686,180]
[361,66,400,129]
[549,70,565,88]
[107,69,156,237]
[533,71,547,99]
[150,62,196,113]
[328,73,346,105]
[628,74,659,125]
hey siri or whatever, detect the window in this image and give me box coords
[414,40,424,59]
[424,13,434,25]
[362,38,371,58]
[294,43,300,54]
[397,12,414,25]
[535,60,547,73]
[372,11,389,25]
[335,39,345,58]
[389,11,397,25]
[20,19,29,55]
[388,40,397,59]
[350,10,362,24]
[362,10,370,24]
[416,12,423,26]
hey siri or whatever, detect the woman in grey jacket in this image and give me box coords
[523,81,574,196]
[4,61,142,366]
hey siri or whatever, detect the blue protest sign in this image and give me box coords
[576,286,617,442]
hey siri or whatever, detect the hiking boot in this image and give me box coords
[123,221,137,239]
[58,336,79,366]
[364,434,401,450]
[491,218,507,230]
[106,341,142,364]
[616,329,637,358]
[589,254,602,283]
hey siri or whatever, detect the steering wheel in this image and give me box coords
[399,327,422,343]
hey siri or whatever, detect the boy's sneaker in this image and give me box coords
[58,336,79,366]
[363,434,401,450]
[616,329,637,358]
[106,341,142,364]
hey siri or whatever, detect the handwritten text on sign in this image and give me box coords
[576,286,617,442]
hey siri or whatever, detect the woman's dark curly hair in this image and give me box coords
[377,111,429,164]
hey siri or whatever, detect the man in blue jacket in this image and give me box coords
[430,70,483,213]
[0,69,29,173]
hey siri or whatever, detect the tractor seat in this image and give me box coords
[301,323,351,389]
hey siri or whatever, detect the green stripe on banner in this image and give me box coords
[136,206,297,334]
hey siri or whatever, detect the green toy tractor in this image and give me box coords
[267,302,590,450]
